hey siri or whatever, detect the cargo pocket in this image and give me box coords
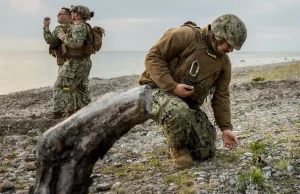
[58,62,77,90]
[186,109,216,160]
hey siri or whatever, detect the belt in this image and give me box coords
[65,55,90,60]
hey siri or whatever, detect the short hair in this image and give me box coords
[61,7,71,16]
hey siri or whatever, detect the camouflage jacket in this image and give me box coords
[60,21,88,49]
[139,25,233,130]
[43,22,72,45]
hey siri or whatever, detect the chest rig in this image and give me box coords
[170,23,227,105]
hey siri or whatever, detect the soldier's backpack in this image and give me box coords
[83,23,105,54]
[92,26,105,52]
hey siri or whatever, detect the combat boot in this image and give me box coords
[169,147,193,168]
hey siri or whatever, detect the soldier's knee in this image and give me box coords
[168,101,191,121]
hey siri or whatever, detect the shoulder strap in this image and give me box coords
[181,22,202,49]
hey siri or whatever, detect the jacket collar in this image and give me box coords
[202,25,217,59]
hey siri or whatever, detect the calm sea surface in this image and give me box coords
[0,51,299,95]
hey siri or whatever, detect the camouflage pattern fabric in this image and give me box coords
[71,5,92,20]
[43,23,69,45]
[53,21,92,114]
[44,23,71,66]
[53,58,91,113]
[61,22,87,48]
[151,88,217,160]
[211,14,247,50]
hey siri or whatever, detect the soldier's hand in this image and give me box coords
[222,129,238,148]
[172,84,194,98]
[44,17,51,26]
[57,29,67,40]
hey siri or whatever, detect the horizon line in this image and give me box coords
[1,50,300,53]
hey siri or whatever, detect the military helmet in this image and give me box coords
[211,14,247,50]
[70,5,94,20]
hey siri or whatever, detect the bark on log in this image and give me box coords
[31,85,152,194]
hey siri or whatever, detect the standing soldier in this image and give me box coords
[43,7,72,73]
[139,14,247,167]
[53,5,95,119]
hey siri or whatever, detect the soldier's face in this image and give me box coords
[71,11,79,21]
[216,40,233,55]
[57,9,69,24]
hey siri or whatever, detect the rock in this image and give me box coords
[198,190,208,194]
[96,183,111,191]
[219,175,226,183]
[196,177,205,183]
[1,180,14,192]
[111,182,121,189]
[244,152,253,157]
[24,162,36,171]
[28,178,35,183]
[246,188,259,194]
[16,190,29,194]
[287,165,295,174]
[168,183,179,191]
[262,166,272,171]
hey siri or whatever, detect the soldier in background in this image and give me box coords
[43,7,72,73]
[139,14,247,167]
[53,5,95,119]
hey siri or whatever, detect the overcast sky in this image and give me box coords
[0,0,299,52]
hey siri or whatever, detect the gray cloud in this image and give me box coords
[0,0,299,51]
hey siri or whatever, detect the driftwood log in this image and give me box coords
[31,85,152,194]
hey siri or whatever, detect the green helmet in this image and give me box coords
[70,5,94,20]
[211,14,247,50]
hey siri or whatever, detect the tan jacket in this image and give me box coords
[139,24,233,130]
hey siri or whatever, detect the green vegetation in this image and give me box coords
[251,63,300,80]
[252,76,265,81]
[250,141,266,163]
[290,147,300,158]
[111,186,127,194]
[27,136,38,145]
[0,165,8,173]
[274,159,288,171]
[250,168,265,186]
[164,170,196,193]
[149,157,163,170]
[215,149,246,165]
[237,167,266,192]
[152,146,168,155]
[237,171,248,192]
[7,152,18,159]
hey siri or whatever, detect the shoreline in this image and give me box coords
[0,60,299,96]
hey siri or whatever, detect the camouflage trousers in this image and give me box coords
[151,88,217,160]
[53,58,92,113]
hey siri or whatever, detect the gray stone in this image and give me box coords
[219,175,226,183]
[24,162,36,171]
[1,180,14,192]
[96,183,111,191]
[197,190,208,194]
[28,178,35,183]
[111,182,121,189]
[228,179,236,186]
[287,165,295,173]
[16,190,29,194]
[262,166,272,171]
[244,152,253,157]
[196,177,205,182]
[168,183,179,191]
